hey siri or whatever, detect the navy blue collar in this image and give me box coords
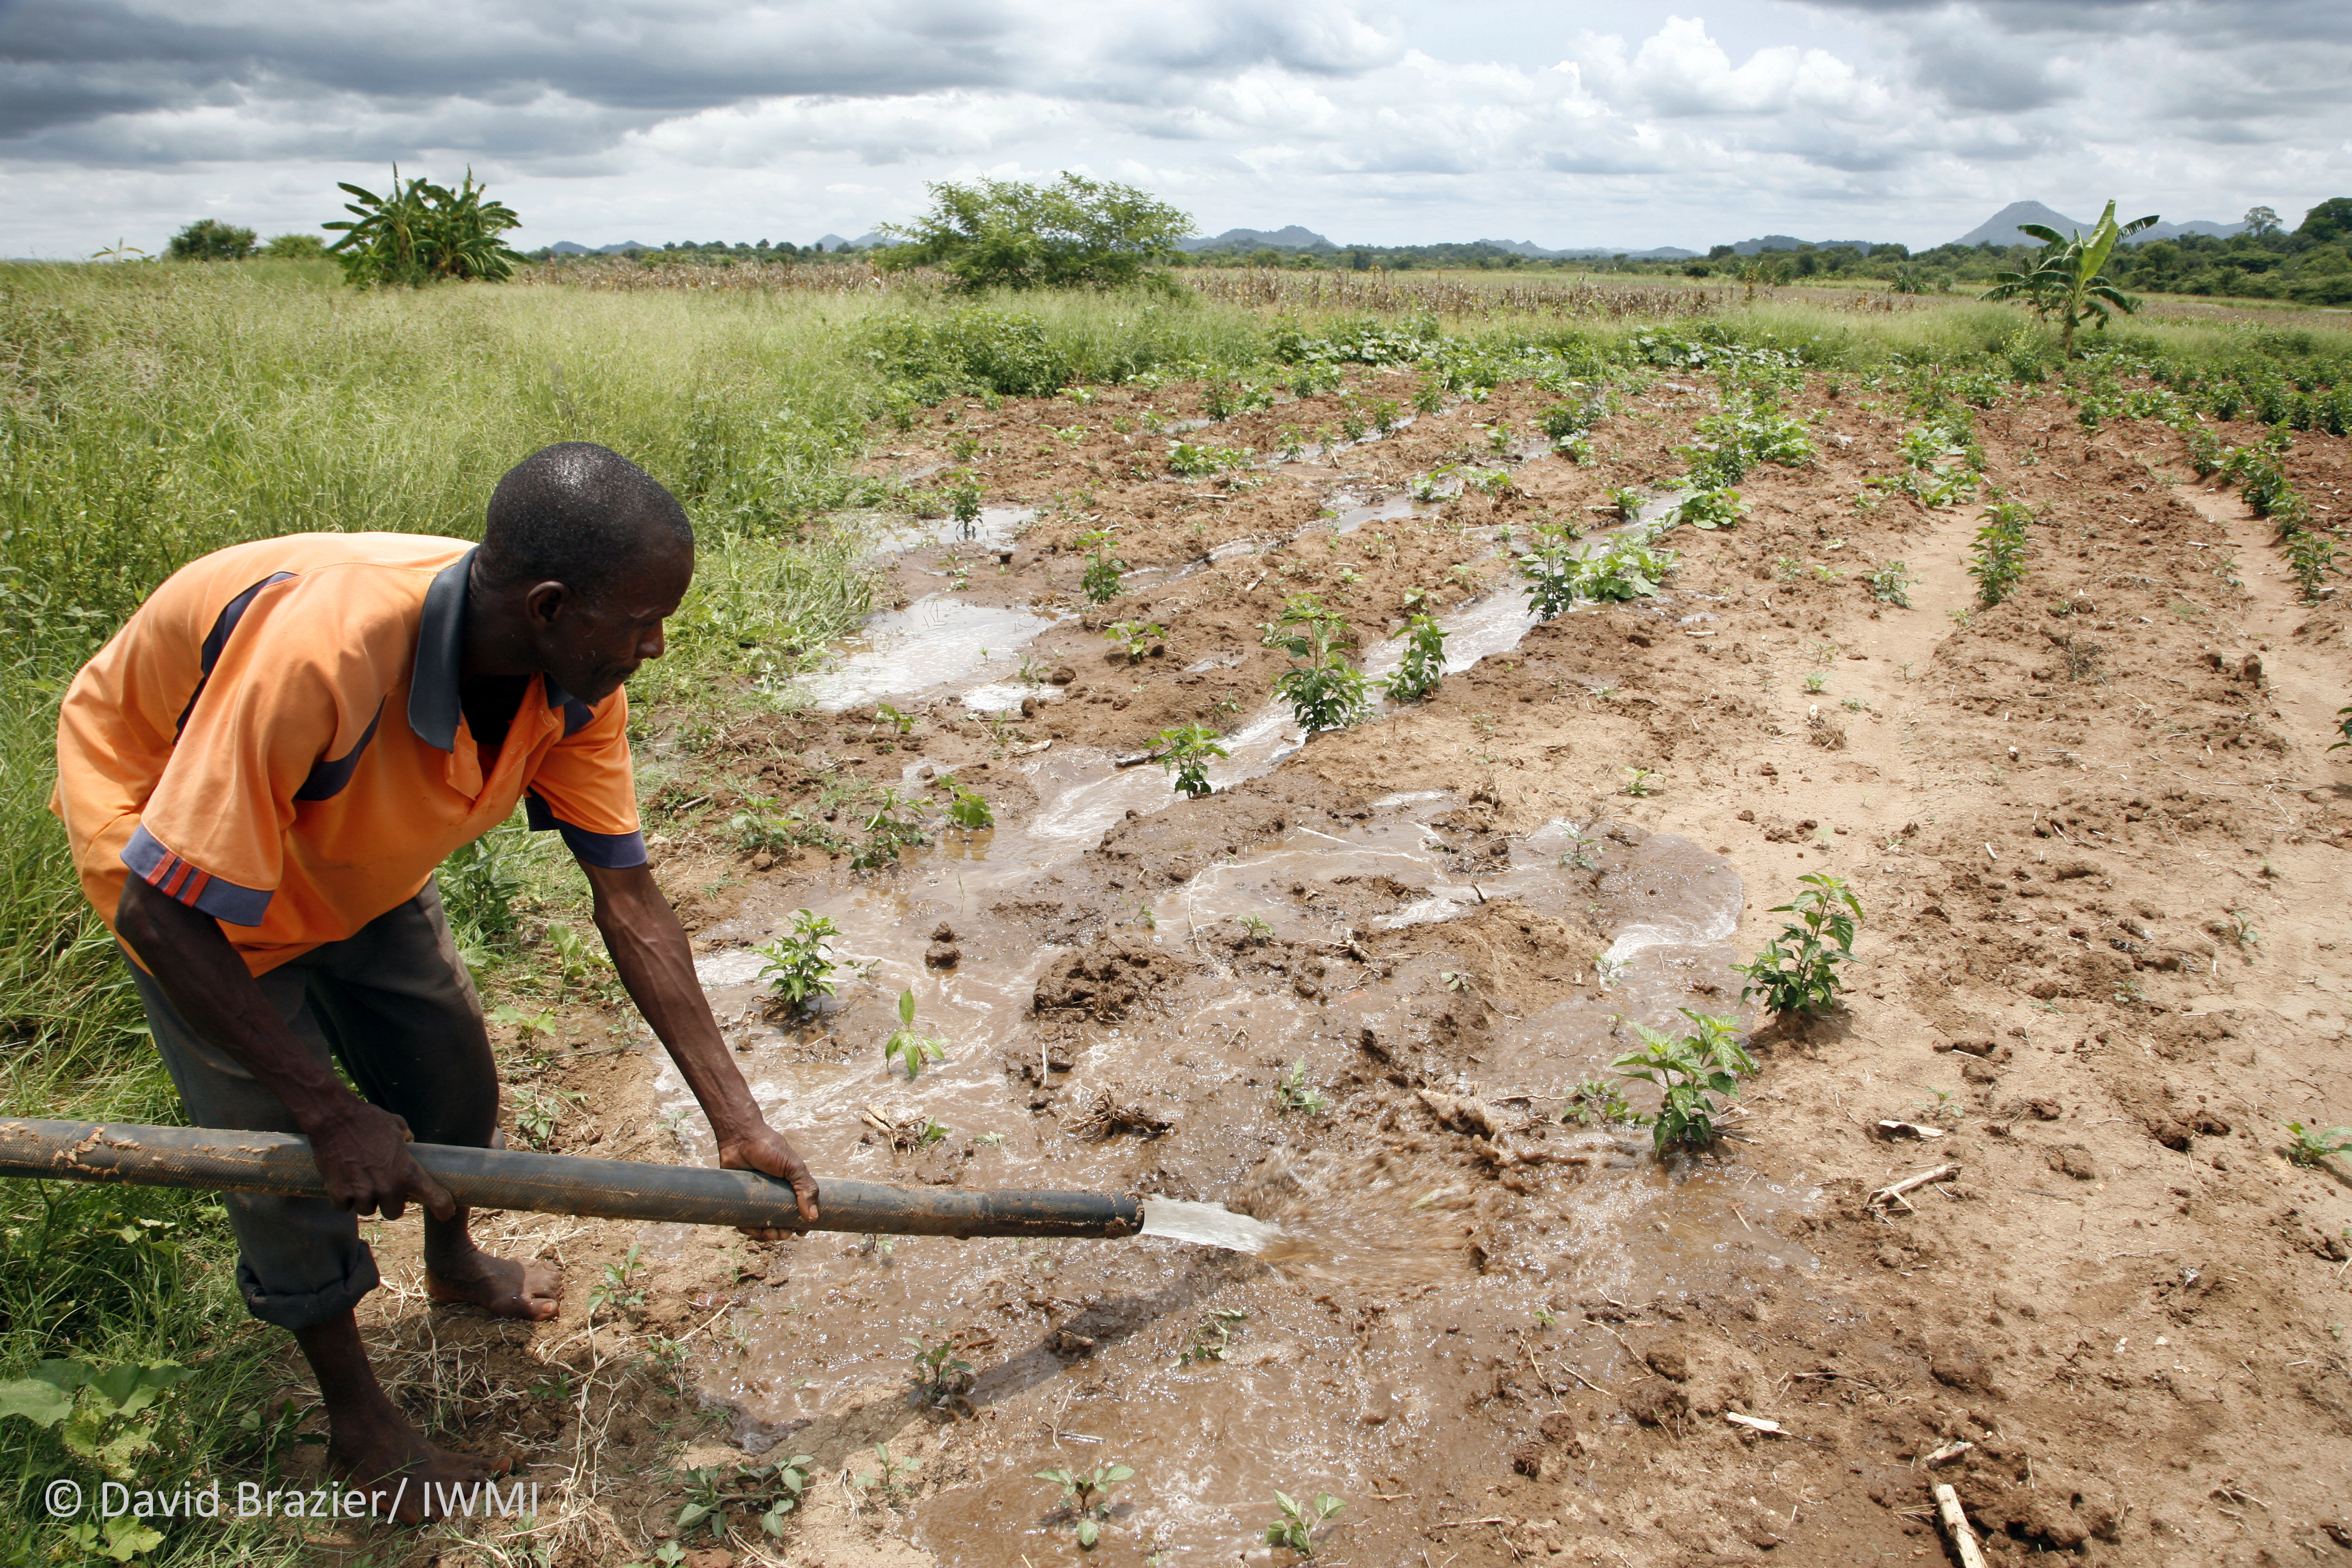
[408,549,573,752]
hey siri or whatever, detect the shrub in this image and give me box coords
[260,233,326,260]
[165,220,256,261]
[877,173,1192,292]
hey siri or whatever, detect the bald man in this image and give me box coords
[51,443,816,1516]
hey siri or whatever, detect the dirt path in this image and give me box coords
[338,375,2351,1568]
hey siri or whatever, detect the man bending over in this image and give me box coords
[51,443,817,1514]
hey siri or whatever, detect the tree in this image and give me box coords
[2242,205,2282,239]
[324,166,526,287]
[877,173,1193,292]
[2299,198,2352,245]
[262,233,327,260]
[165,219,256,261]
[1979,200,2157,358]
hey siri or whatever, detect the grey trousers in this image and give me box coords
[125,880,500,1331]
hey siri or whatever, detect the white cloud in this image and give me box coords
[0,0,2346,255]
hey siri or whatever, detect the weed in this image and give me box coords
[1263,594,1370,733]
[1381,613,1447,704]
[1156,722,1229,799]
[1971,499,2033,606]
[855,787,931,870]
[509,1083,583,1150]
[883,990,949,1081]
[2284,1123,2352,1167]
[1622,767,1657,797]
[1559,836,1602,872]
[1865,561,1914,608]
[1264,1491,1346,1558]
[1803,671,1829,695]
[873,702,915,736]
[904,1333,976,1409]
[1035,1462,1136,1550]
[1562,1077,1634,1128]
[946,782,994,831]
[1077,529,1127,604]
[755,909,841,1016]
[1180,1307,1249,1364]
[1275,1060,1328,1116]
[2332,703,2352,752]
[589,1242,647,1322]
[2222,910,2260,950]
[675,1454,818,1543]
[1673,487,1746,531]
[1135,904,1159,932]
[1104,619,1166,661]
[1603,485,1643,520]
[851,1442,922,1506]
[1735,873,1863,1017]
[1237,915,1273,946]
[1611,1010,1756,1153]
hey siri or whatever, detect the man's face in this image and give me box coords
[531,543,692,704]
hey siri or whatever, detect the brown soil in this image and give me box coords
[317,373,2350,1567]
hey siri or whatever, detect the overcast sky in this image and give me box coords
[3,0,2346,257]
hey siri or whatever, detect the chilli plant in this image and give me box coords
[1380,613,1447,704]
[1155,723,1228,799]
[1076,530,1126,604]
[1262,594,1370,733]
[1036,1462,1136,1549]
[755,911,839,1016]
[1612,1010,1757,1153]
[1735,873,1863,1017]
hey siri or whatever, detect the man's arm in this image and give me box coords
[580,861,820,1227]
[116,877,455,1221]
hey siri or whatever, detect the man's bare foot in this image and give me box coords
[424,1245,562,1321]
[326,1397,511,1523]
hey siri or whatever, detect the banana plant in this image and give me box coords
[325,165,525,286]
[1979,200,2157,358]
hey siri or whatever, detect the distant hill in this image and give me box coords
[548,240,652,255]
[1478,237,1700,261]
[1723,234,1872,256]
[1178,226,1336,253]
[1947,201,2244,249]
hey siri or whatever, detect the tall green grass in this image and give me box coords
[2,258,2346,1562]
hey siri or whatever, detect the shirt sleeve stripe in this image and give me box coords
[521,791,647,869]
[121,823,275,927]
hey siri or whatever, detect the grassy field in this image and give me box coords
[0,257,2346,1564]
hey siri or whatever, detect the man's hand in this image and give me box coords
[583,862,825,1238]
[306,1100,456,1222]
[717,1123,821,1238]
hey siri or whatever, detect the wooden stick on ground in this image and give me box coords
[1870,1162,1962,1212]
[1933,1483,1990,1568]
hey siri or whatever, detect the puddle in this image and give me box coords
[874,505,1034,554]
[800,596,1066,712]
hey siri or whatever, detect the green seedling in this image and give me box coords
[1156,722,1228,799]
[1865,561,1914,607]
[488,1003,557,1044]
[1263,594,1370,733]
[1603,486,1643,520]
[1802,671,1828,694]
[1612,1010,1756,1154]
[852,1443,921,1506]
[883,990,948,1081]
[1077,529,1126,604]
[1135,903,1159,932]
[1104,619,1166,661]
[1381,613,1447,704]
[755,909,839,1014]
[2330,703,2351,752]
[588,1242,646,1322]
[1562,1077,1634,1128]
[2222,910,2259,950]
[2284,1123,2352,1167]
[1735,872,1863,1017]
[675,1455,817,1542]
[1440,970,1473,993]
[904,1333,976,1408]
[873,703,915,736]
[1559,836,1602,872]
[1169,441,1251,478]
[1265,1491,1346,1558]
[1674,487,1746,531]
[946,782,993,831]
[1275,1060,1327,1116]
[1037,1462,1136,1549]
[855,787,930,870]
[509,1083,583,1150]
[1237,914,1273,946]
[1970,500,2033,606]
[1622,767,1656,797]
[1180,1307,1249,1364]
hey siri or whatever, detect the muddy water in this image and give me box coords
[652,476,1816,1564]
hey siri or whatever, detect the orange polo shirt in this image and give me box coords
[52,533,646,976]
